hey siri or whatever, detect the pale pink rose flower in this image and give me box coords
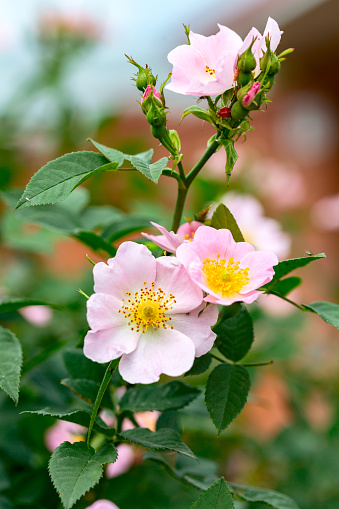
[19,305,52,326]
[83,242,218,384]
[215,193,291,259]
[176,225,278,306]
[311,194,339,231]
[166,24,243,96]
[141,221,203,253]
[44,420,86,452]
[86,500,120,509]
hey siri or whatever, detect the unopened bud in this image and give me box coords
[237,40,257,72]
[168,129,181,152]
[146,101,167,127]
[136,67,148,92]
[240,81,261,108]
[231,101,248,121]
[267,53,280,75]
[217,107,231,118]
[141,85,162,109]
[237,71,253,87]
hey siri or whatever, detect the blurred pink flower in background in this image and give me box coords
[19,305,52,326]
[258,290,301,316]
[86,500,120,509]
[311,194,339,231]
[45,420,86,452]
[38,9,100,41]
[142,221,203,253]
[215,193,291,259]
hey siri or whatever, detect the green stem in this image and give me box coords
[162,168,184,185]
[171,185,188,232]
[186,137,221,186]
[242,360,274,367]
[268,291,305,311]
[87,358,120,447]
[177,160,186,182]
[210,352,230,364]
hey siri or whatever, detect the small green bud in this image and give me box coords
[168,129,181,152]
[267,53,280,75]
[264,74,275,90]
[237,70,253,87]
[237,40,257,72]
[146,102,167,127]
[136,67,148,92]
[231,101,248,121]
[150,124,167,140]
[260,51,271,73]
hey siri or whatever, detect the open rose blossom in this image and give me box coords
[86,501,120,509]
[141,220,203,253]
[176,226,278,306]
[84,242,218,383]
[166,17,281,96]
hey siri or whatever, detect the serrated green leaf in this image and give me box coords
[120,427,197,460]
[23,408,115,438]
[220,138,238,183]
[0,297,63,313]
[265,276,302,297]
[129,156,168,184]
[120,381,200,412]
[101,216,151,242]
[205,364,250,434]
[263,253,326,289]
[189,478,234,509]
[71,230,116,257]
[230,483,300,509]
[15,151,119,209]
[210,204,245,242]
[182,106,213,123]
[214,305,254,362]
[303,301,339,330]
[0,326,23,404]
[184,354,212,376]
[49,441,118,509]
[61,378,112,407]
[63,349,107,383]
[88,138,125,167]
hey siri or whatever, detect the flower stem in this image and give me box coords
[242,360,274,367]
[87,358,120,447]
[186,137,221,186]
[171,185,188,232]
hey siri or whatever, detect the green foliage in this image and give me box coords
[189,478,234,509]
[214,304,254,362]
[220,138,238,183]
[23,408,116,437]
[129,155,169,184]
[185,353,212,376]
[0,326,23,404]
[182,106,213,123]
[49,441,118,509]
[120,381,200,412]
[88,138,125,167]
[71,229,116,257]
[230,483,300,509]
[15,151,119,209]
[63,348,107,383]
[102,216,151,242]
[120,427,197,460]
[263,253,326,289]
[265,276,302,297]
[303,301,339,330]
[61,378,112,407]
[210,204,245,242]
[205,363,250,434]
[0,297,62,313]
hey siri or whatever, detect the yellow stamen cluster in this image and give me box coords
[202,254,250,297]
[70,434,85,444]
[205,65,216,77]
[119,282,176,333]
[183,232,196,241]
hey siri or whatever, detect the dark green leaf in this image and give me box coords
[63,349,107,383]
[210,204,245,242]
[205,363,250,434]
[49,441,118,509]
[120,427,197,460]
[263,253,326,289]
[265,276,302,297]
[88,138,125,167]
[189,478,234,509]
[61,378,112,407]
[129,156,168,184]
[101,216,151,242]
[303,301,339,330]
[0,497,13,509]
[230,483,300,509]
[220,138,238,183]
[184,354,212,376]
[0,326,23,404]
[79,205,123,230]
[182,106,213,123]
[214,305,254,362]
[156,411,180,432]
[120,381,200,412]
[0,298,62,313]
[71,230,116,257]
[15,152,119,209]
[23,408,115,438]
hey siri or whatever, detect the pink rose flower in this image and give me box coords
[105,444,135,479]
[83,242,218,384]
[241,81,261,108]
[141,85,162,105]
[141,221,203,253]
[176,225,278,306]
[86,501,120,509]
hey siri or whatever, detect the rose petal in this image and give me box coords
[84,326,141,363]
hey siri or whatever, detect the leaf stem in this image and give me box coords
[241,360,274,367]
[268,291,305,311]
[210,352,231,364]
[186,137,221,186]
[87,358,120,447]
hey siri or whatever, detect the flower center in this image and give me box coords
[70,434,85,444]
[202,254,250,297]
[183,232,195,241]
[205,65,216,78]
[119,282,176,333]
